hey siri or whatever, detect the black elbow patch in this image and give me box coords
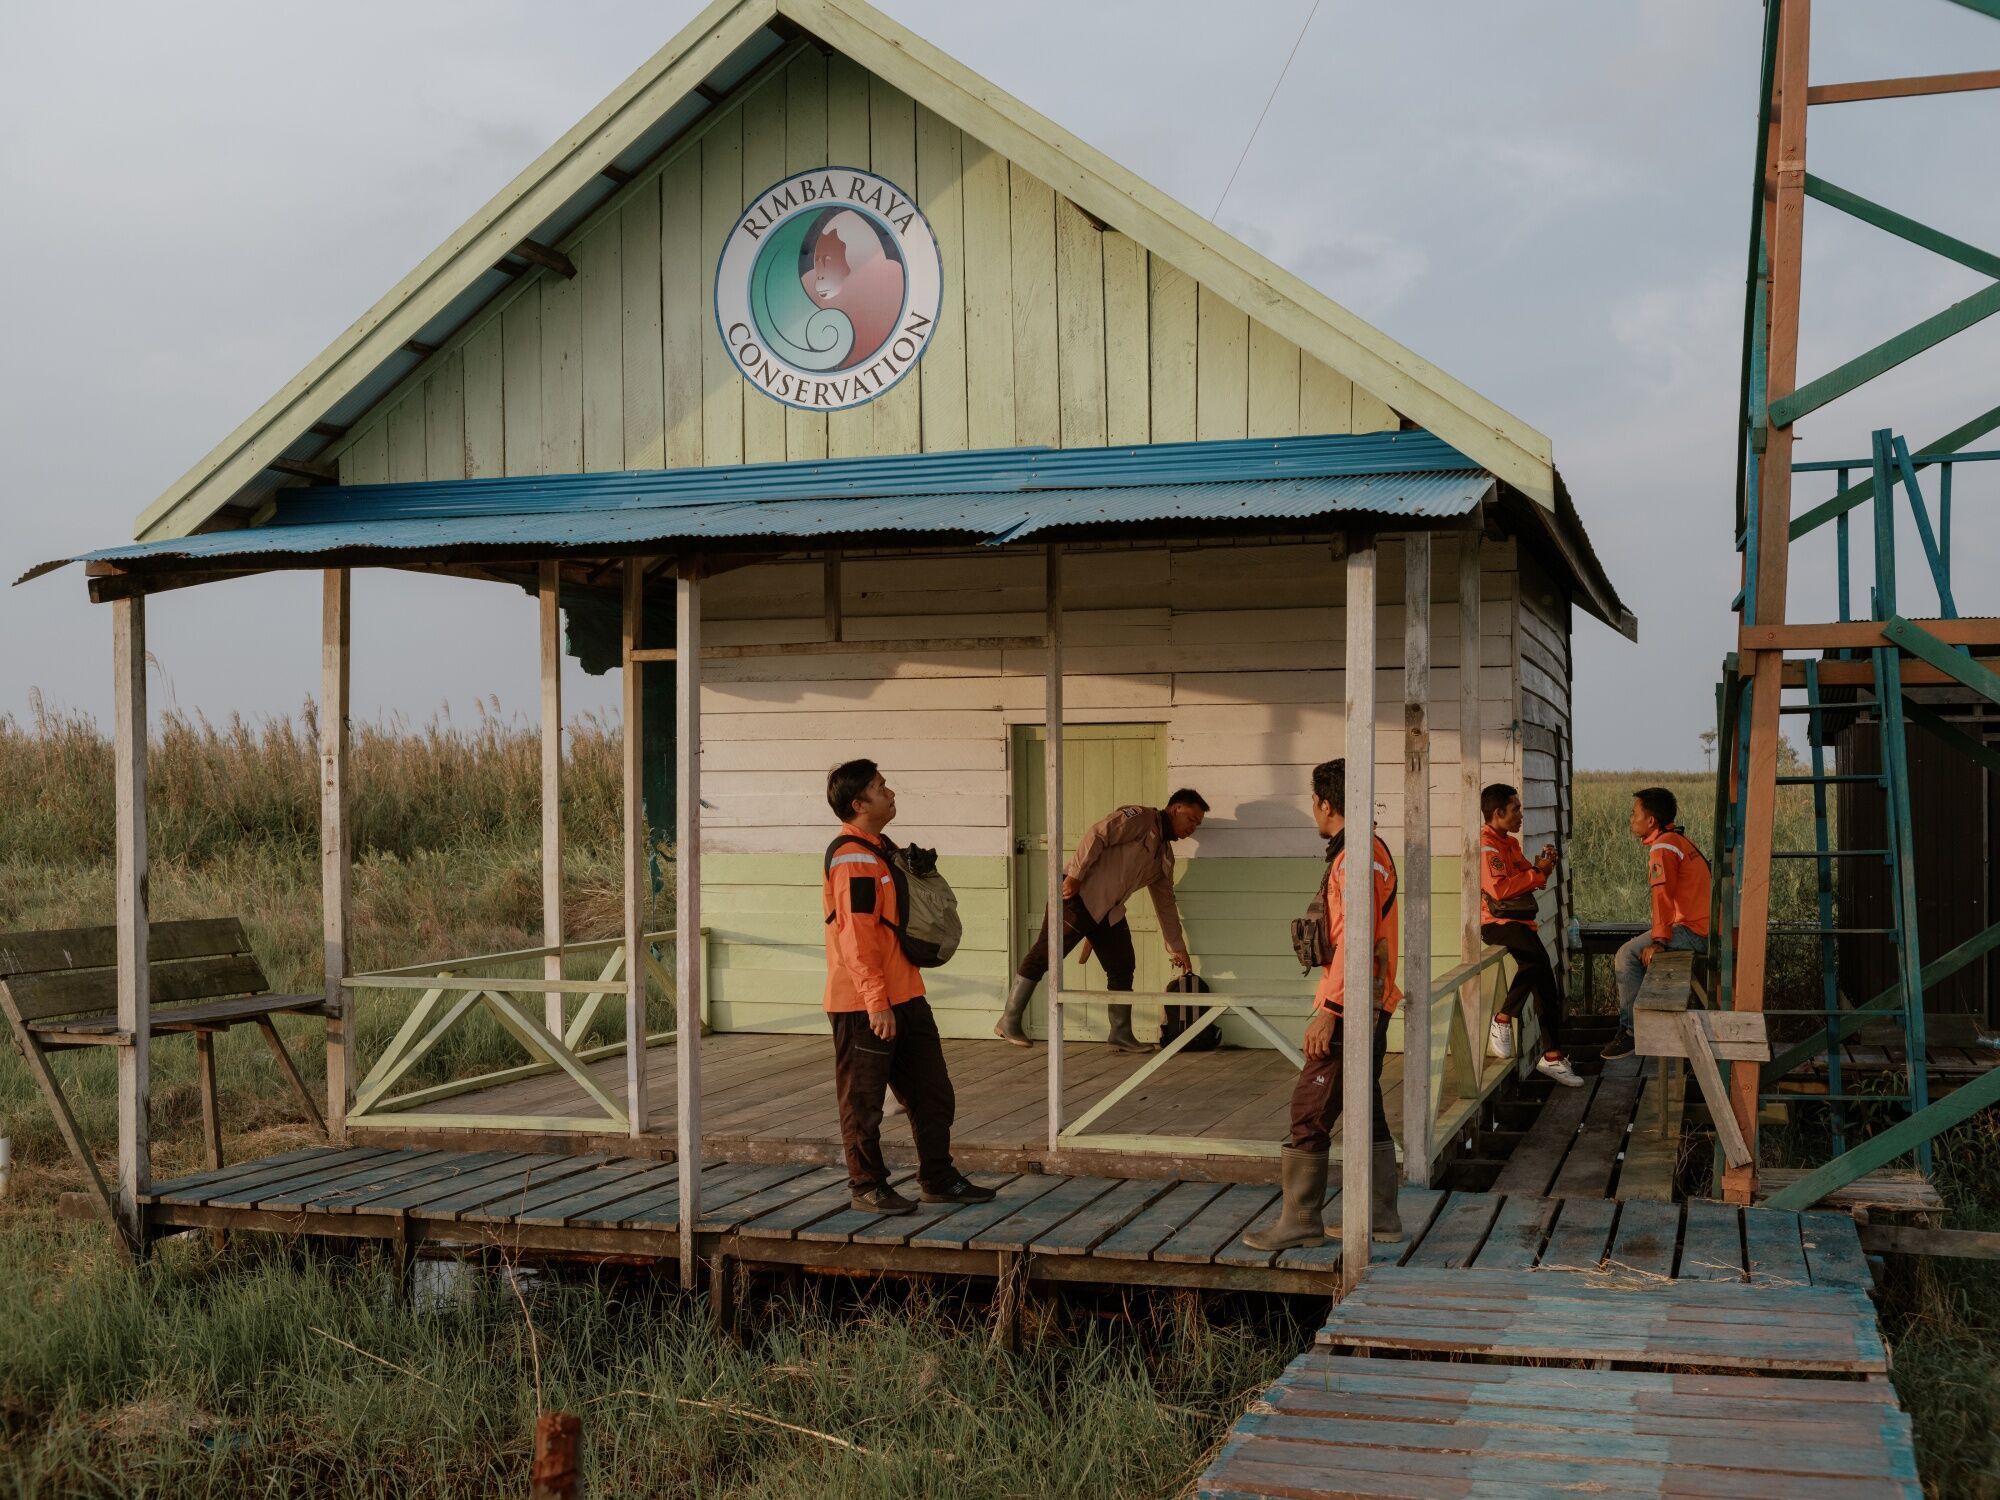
[848,875,876,914]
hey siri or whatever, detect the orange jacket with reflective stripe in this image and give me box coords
[822,823,925,1013]
[1644,827,1712,941]
[1313,832,1402,1017]
[1480,824,1548,930]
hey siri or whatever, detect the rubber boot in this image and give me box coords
[1370,1140,1404,1242]
[994,975,1036,1047]
[1105,1003,1154,1053]
[1243,1146,1328,1252]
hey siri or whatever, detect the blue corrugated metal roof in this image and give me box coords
[62,433,1490,572]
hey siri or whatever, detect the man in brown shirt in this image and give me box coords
[995,790,1207,1052]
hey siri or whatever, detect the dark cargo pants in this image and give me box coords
[828,995,959,1193]
[1284,1008,1393,1153]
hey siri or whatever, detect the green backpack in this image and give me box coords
[824,834,963,968]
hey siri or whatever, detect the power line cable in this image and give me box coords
[1210,0,1323,221]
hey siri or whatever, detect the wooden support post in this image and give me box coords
[529,1411,583,1500]
[540,562,565,1036]
[1402,532,1432,1185]
[322,571,352,1143]
[194,1031,223,1171]
[621,560,650,1141]
[112,596,149,1253]
[675,562,705,1284]
[823,551,842,644]
[1728,0,1812,1205]
[1457,520,1485,1075]
[1341,532,1378,1292]
[1044,546,1065,1151]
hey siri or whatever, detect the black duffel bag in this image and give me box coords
[1158,970,1223,1053]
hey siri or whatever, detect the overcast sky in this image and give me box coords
[4,0,1996,768]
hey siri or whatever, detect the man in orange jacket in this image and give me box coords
[1603,786,1712,1060]
[1244,758,1405,1252]
[1479,783,1582,1087]
[823,758,997,1215]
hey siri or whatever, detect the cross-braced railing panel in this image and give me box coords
[344,928,689,1133]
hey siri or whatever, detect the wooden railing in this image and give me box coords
[1055,946,1514,1164]
[343,928,698,1134]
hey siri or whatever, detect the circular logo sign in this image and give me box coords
[715,167,943,412]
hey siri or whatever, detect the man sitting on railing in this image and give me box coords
[1602,786,1712,1061]
[822,758,998,1217]
[1244,758,1403,1252]
[1479,783,1583,1088]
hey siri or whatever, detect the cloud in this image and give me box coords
[1225,215,1430,318]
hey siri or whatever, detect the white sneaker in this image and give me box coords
[1536,1054,1585,1088]
[1487,1019,1515,1059]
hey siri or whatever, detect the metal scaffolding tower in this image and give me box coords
[1720,0,2000,1206]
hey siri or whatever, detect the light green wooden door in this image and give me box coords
[1011,724,1170,1009]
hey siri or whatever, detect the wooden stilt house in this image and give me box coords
[38,0,1631,1273]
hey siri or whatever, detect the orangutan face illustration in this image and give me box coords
[799,209,906,370]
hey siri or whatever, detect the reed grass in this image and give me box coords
[0,1224,1290,1498]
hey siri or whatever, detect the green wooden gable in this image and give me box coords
[133,0,1560,544]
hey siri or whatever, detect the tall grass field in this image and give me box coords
[0,715,1995,1495]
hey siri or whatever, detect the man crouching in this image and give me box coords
[1245,757,1404,1251]
[823,758,996,1215]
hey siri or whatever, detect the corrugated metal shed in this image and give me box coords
[61,433,1494,571]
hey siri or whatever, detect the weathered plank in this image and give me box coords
[1800,1209,1874,1289]
[969,1176,1124,1253]
[1092,1179,1228,1261]
[1551,1066,1643,1198]
[907,1172,1065,1250]
[1488,1075,1592,1194]
[1468,1194,1558,1270]
[142,1146,334,1203]
[1320,1267,1888,1373]
[1151,1183,1282,1265]
[1028,1177,1169,1256]
[1744,1206,1812,1286]
[1403,1192,1504,1269]
[1607,1199,1682,1279]
[1538,1195,1616,1271]
[1274,1189,1446,1276]
[1678,1199,1747,1281]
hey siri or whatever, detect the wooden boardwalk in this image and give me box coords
[1202,1266,1920,1497]
[352,1032,1512,1184]
[1491,1056,1688,1202]
[143,1145,1867,1297]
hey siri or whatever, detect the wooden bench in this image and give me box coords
[1632,949,1766,1169]
[0,918,329,1235]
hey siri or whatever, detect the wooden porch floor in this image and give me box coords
[359,1033,1514,1184]
[140,1147,1872,1299]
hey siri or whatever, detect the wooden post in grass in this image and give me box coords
[322,570,353,1143]
[540,562,565,1036]
[1341,532,1378,1292]
[676,561,705,1283]
[1402,532,1433,1185]
[113,594,150,1254]
[529,1411,582,1500]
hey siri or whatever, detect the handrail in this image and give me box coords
[1427,945,1508,1004]
[352,928,676,979]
